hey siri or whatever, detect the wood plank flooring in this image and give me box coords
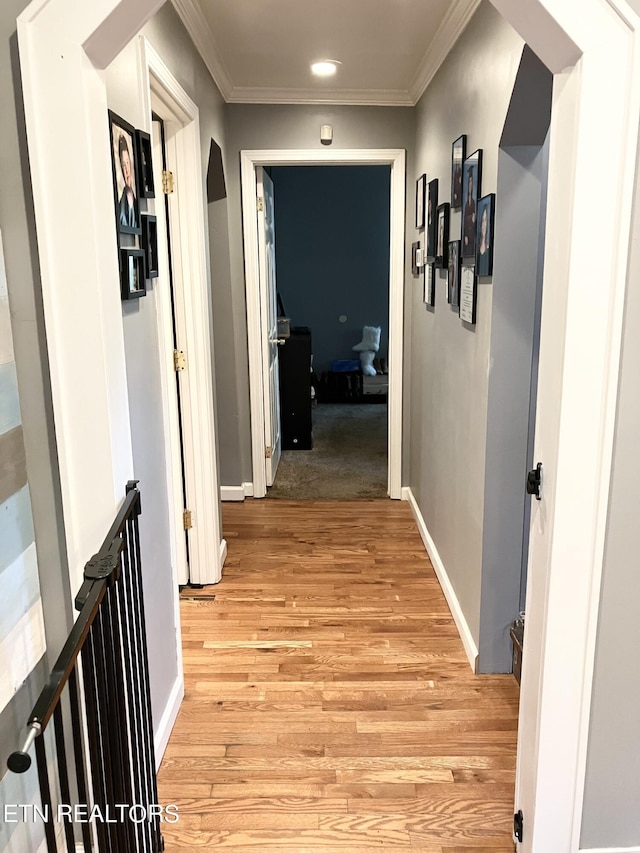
[158,500,519,851]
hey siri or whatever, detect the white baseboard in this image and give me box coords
[580,848,640,852]
[220,537,228,569]
[154,675,184,770]
[221,482,254,501]
[402,487,478,671]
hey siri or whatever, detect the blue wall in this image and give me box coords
[270,166,390,374]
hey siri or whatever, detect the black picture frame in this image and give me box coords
[435,203,450,268]
[460,265,477,325]
[108,110,141,235]
[135,129,155,199]
[415,174,426,229]
[120,248,146,300]
[451,135,467,210]
[141,214,159,279]
[476,193,496,277]
[462,149,483,262]
[448,240,461,307]
[424,261,435,307]
[411,241,421,277]
[426,179,439,260]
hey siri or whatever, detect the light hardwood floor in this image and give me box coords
[157,500,519,851]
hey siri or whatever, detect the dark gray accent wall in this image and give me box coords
[270,165,390,374]
[580,129,640,849]
[221,103,415,487]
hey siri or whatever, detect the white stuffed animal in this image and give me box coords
[352,325,381,353]
[358,351,377,376]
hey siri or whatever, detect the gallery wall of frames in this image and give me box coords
[412,134,495,327]
[108,111,159,301]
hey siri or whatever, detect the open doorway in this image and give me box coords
[241,148,406,500]
[265,164,391,500]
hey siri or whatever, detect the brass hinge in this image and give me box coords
[162,170,175,194]
[265,446,272,459]
[257,196,264,212]
[183,509,193,530]
[173,349,186,371]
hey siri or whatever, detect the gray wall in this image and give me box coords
[270,165,390,374]
[408,2,524,647]
[479,140,548,671]
[580,134,640,849]
[105,1,228,726]
[220,102,416,487]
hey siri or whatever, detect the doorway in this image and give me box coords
[241,149,406,500]
[265,164,391,500]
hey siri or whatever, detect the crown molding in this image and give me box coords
[170,0,233,100]
[409,0,482,104]
[226,87,414,107]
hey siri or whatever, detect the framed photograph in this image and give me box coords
[415,173,426,229]
[135,130,155,199]
[461,149,483,261]
[476,193,496,277]
[448,240,461,307]
[451,135,467,210]
[426,179,439,260]
[411,241,421,276]
[108,111,140,235]
[141,214,159,279]
[460,265,477,325]
[435,203,450,268]
[424,262,435,307]
[120,248,146,300]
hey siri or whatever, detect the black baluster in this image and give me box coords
[68,668,94,852]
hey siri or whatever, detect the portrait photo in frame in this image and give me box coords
[120,248,146,300]
[451,135,467,210]
[424,261,435,307]
[108,111,140,235]
[460,265,477,325]
[135,129,155,199]
[141,214,159,279]
[435,203,450,269]
[415,173,426,229]
[476,193,496,277]
[426,178,439,260]
[461,149,483,261]
[448,240,461,307]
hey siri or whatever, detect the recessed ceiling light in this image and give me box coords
[311,60,341,77]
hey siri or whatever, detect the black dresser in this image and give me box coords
[278,326,312,450]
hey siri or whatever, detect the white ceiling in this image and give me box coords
[171,0,482,106]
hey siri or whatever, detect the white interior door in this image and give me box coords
[256,167,281,487]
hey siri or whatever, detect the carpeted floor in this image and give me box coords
[268,403,388,500]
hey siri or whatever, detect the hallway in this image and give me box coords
[157,500,519,850]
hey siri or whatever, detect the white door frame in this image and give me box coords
[139,38,226,586]
[241,149,406,500]
[15,0,640,846]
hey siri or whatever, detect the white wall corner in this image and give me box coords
[220,485,246,501]
[403,487,479,671]
[409,0,483,104]
[243,482,254,497]
[154,675,184,769]
[169,0,233,99]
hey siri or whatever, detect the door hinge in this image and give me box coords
[173,349,186,371]
[162,170,175,194]
[183,509,193,530]
[514,810,524,843]
[265,445,272,459]
[257,196,264,212]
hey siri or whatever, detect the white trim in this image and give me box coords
[153,673,184,769]
[169,0,233,99]
[243,481,254,498]
[220,485,246,502]
[402,487,478,671]
[580,848,640,853]
[220,538,228,568]
[141,38,224,587]
[241,148,405,500]
[227,87,413,107]
[409,0,482,103]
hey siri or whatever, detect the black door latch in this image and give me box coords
[526,463,542,500]
[514,809,524,842]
